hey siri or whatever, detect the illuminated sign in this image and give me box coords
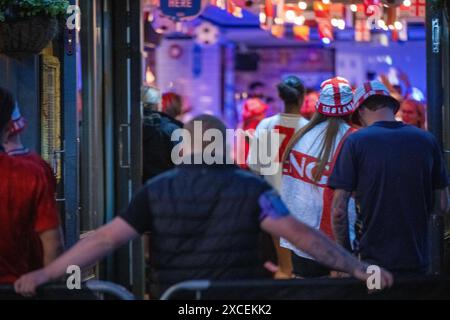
[160,0,202,18]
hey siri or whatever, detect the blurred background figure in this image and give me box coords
[234,81,268,125]
[141,86,183,287]
[235,97,269,169]
[142,85,162,111]
[248,81,266,99]
[265,96,281,117]
[249,75,308,190]
[241,98,269,131]
[400,99,427,129]
[379,69,412,104]
[142,86,183,183]
[248,75,309,279]
[162,92,184,121]
[300,90,319,120]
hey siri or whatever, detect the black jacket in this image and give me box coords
[142,110,183,183]
[146,164,274,297]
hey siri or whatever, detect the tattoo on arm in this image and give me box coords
[331,190,352,251]
[309,235,363,276]
[261,216,366,277]
[298,224,364,276]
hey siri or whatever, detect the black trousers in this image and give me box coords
[291,253,331,278]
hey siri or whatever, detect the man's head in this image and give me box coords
[183,114,228,160]
[249,81,265,99]
[242,98,268,129]
[301,91,319,120]
[162,92,183,119]
[277,75,305,113]
[141,86,162,111]
[353,81,400,127]
[0,87,15,144]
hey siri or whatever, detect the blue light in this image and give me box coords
[411,87,425,102]
[322,37,331,45]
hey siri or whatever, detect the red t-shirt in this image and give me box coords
[0,151,60,283]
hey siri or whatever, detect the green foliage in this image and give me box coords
[0,0,69,22]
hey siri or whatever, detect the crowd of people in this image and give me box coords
[240,75,448,279]
[0,68,448,299]
[238,73,428,130]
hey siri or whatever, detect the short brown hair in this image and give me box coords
[360,94,399,112]
[184,114,227,154]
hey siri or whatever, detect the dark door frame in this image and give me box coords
[75,0,144,297]
[112,0,145,298]
[61,0,81,248]
[426,0,449,275]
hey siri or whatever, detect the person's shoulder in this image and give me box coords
[143,110,162,125]
[10,152,53,179]
[23,151,50,164]
[300,117,309,127]
[335,127,368,150]
[348,123,437,145]
[166,118,183,130]
[144,167,181,186]
[160,114,183,134]
[14,152,49,168]
[373,123,437,143]
[232,167,272,189]
[407,126,440,146]
[405,125,435,138]
[301,120,327,139]
[160,112,183,127]
[346,125,376,140]
[256,114,280,130]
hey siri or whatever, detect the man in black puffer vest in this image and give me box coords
[14,115,394,298]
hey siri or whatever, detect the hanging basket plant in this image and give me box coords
[0,0,69,57]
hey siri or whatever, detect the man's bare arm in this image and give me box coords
[15,218,138,295]
[39,227,64,266]
[262,216,363,277]
[39,218,137,282]
[331,189,352,251]
[261,216,393,288]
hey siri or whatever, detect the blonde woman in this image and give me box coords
[280,77,357,278]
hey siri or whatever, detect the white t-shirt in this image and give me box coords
[280,121,357,259]
[247,113,309,191]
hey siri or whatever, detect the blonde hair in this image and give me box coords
[401,99,426,129]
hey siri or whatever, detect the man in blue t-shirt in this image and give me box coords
[329,81,449,275]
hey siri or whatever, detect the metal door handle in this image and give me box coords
[52,149,65,178]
